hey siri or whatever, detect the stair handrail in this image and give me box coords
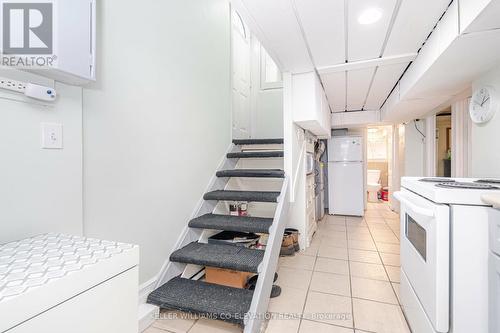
[244,175,290,333]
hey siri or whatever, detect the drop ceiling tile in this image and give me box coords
[348,0,398,62]
[294,0,345,67]
[321,71,346,112]
[384,0,450,56]
[241,0,313,72]
[346,67,375,111]
[365,62,408,110]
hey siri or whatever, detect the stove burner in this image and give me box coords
[436,182,500,190]
[475,179,500,184]
[419,178,456,183]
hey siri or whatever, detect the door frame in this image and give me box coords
[423,97,472,178]
[451,98,472,177]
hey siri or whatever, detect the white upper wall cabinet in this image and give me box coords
[293,72,331,138]
[29,0,96,85]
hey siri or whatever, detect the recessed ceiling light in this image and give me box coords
[358,8,383,25]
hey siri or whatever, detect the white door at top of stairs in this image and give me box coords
[232,10,251,140]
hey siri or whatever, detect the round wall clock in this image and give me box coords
[469,86,498,124]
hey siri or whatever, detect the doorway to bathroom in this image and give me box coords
[367,126,393,205]
[435,109,452,177]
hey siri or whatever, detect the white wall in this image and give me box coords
[0,71,83,244]
[253,90,283,138]
[471,63,500,177]
[82,0,231,283]
[404,120,426,176]
[250,39,284,139]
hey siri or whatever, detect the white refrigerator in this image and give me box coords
[328,136,364,216]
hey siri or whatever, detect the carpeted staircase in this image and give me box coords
[147,138,288,331]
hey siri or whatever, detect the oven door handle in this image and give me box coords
[393,191,435,218]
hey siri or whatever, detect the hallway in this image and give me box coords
[144,202,409,333]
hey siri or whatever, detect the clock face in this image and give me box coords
[470,86,497,124]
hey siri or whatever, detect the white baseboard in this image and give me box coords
[139,276,158,304]
[138,276,159,332]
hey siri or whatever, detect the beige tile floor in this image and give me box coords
[144,202,410,333]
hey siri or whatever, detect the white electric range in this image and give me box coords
[394,177,500,333]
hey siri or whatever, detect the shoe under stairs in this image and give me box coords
[147,138,289,333]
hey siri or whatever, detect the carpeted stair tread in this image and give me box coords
[216,169,285,178]
[170,242,264,273]
[147,276,253,325]
[189,213,273,234]
[204,190,280,203]
[227,151,284,159]
[233,138,284,145]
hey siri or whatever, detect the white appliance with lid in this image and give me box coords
[328,136,364,216]
[394,178,500,333]
[0,233,139,333]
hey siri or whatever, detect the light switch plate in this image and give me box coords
[41,123,63,149]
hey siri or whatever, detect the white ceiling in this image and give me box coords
[233,0,451,112]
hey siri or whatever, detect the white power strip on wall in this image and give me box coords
[0,77,57,102]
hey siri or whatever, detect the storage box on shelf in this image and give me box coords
[205,267,253,289]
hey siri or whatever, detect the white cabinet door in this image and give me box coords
[27,0,96,84]
[55,0,95,82]
[292,72,331,137]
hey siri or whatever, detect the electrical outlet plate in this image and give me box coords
[41,123,63,149]
[0,77,26,93]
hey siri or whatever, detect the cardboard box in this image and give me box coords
[205,267,253,289]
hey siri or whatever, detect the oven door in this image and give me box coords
[394,189,450,333]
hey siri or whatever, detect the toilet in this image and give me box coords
[367,170,382,203]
